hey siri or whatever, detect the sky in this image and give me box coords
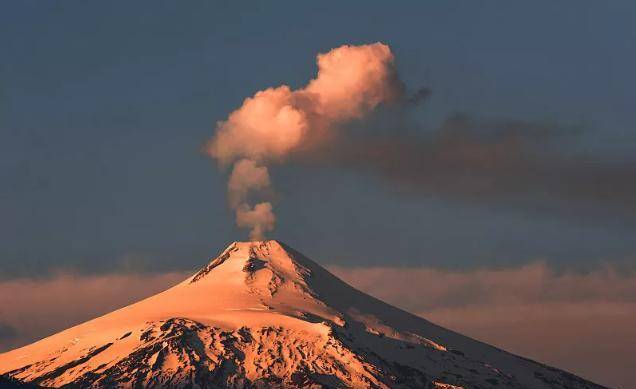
[1,1,636,387]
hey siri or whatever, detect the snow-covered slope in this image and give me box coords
[0,241,607,388]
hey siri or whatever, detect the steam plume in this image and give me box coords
[228,159,275,240]
[206,43,403,239]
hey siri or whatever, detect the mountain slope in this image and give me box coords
[0,241,607,388]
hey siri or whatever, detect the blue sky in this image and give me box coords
[2,1,636,276]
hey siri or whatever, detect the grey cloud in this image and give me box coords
[295,112,636,218]
[0,323,16,341]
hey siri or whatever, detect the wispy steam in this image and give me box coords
[227,159,275,240]
[206,43,403,239]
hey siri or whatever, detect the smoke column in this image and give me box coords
[206,43,403,239]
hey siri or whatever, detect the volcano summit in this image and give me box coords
[0,241,605,388]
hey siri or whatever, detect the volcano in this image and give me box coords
[0,241,605,388]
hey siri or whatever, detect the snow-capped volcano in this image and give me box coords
[0,241,606,388]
